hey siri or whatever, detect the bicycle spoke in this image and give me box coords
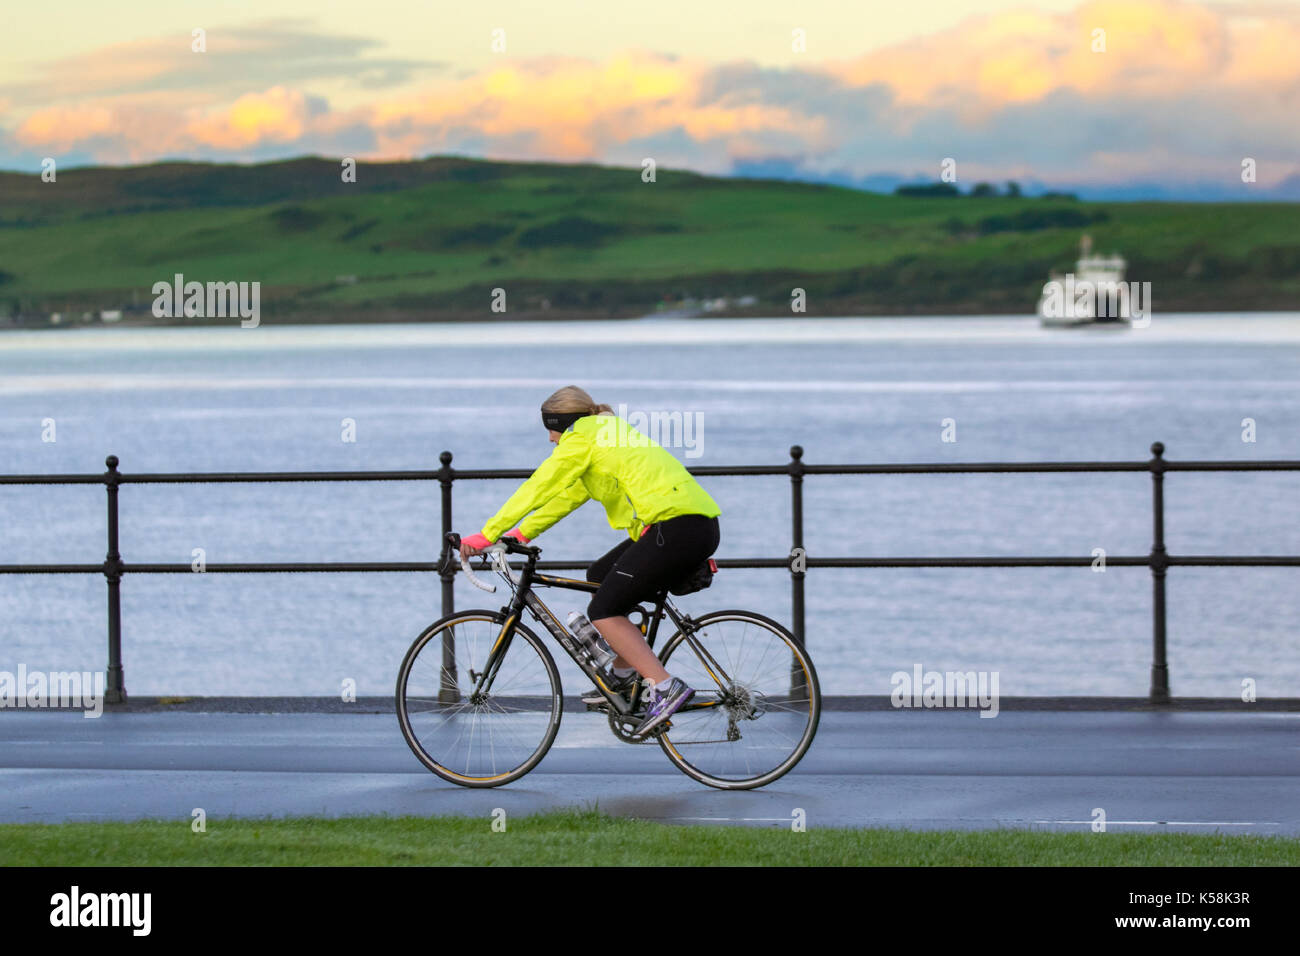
[398,615,561,784]
[482,697,544,760]
[658,613,819,788]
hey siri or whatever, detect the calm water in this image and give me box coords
[2,314,1298,696]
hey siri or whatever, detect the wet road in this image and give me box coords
[2,709,1297,835]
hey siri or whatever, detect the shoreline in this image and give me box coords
[4,301,1297,333]
[3,312,1299,352]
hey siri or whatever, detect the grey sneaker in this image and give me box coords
[582,672,638,707]
[631,678,695,737]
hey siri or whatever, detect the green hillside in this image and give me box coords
[0,156,1296,324]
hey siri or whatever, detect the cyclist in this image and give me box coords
[459,385,720,737]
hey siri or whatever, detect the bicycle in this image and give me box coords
[396,532,821,790]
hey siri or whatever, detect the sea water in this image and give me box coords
[1,313,1298,697]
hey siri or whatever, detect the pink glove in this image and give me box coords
[459,532,492,560]
[502,527,530,543]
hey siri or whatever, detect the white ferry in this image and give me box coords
[1038,235,1132,328]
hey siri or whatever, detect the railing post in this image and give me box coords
[1148,442,1170,703]
[437,450,459,704]
[103,455,126,704]
[788,445,808,700]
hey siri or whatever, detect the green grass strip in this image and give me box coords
[2,808,1297,866]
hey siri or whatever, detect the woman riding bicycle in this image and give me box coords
[459,385,721,737]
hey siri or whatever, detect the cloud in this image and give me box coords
[4,1,1299,194]
[825,0,1300,107]
[367,53,824,162]
[3,19,440,109]
[187,87,325,149]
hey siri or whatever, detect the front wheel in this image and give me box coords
[396,610,562,787]
[656,610,821,790]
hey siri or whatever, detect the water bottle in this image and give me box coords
[566,612,617,672]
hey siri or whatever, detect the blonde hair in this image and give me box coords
[541,385,613,418]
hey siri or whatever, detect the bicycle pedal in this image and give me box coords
[623,720,670,742]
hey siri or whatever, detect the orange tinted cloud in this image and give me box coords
[825,0,1279,105]
[6,0,1298,188]
[188,87,314,148]
[369,53,818,161]
[17,106,119,150]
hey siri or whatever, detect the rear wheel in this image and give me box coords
[656,610,820,790]
[396,610,562,787]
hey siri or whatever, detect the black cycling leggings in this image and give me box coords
[586,514,720,620]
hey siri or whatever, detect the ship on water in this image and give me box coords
[1038,235,1132,328]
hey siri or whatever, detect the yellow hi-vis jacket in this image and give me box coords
[481,415,720,543]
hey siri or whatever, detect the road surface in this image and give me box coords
[2,706,1296,835]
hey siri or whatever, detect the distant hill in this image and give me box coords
[0,156,1296,326]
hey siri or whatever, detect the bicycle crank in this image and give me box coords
[607,711,672,744]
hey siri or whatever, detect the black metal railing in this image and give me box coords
[2,443,1296,704]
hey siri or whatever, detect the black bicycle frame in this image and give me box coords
[460,539,734,716]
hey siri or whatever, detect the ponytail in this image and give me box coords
[541,386,615,418]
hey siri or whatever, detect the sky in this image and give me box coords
[1,0,1298,198]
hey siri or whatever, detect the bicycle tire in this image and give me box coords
[396,609,562,788]
[656,609,821,790]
